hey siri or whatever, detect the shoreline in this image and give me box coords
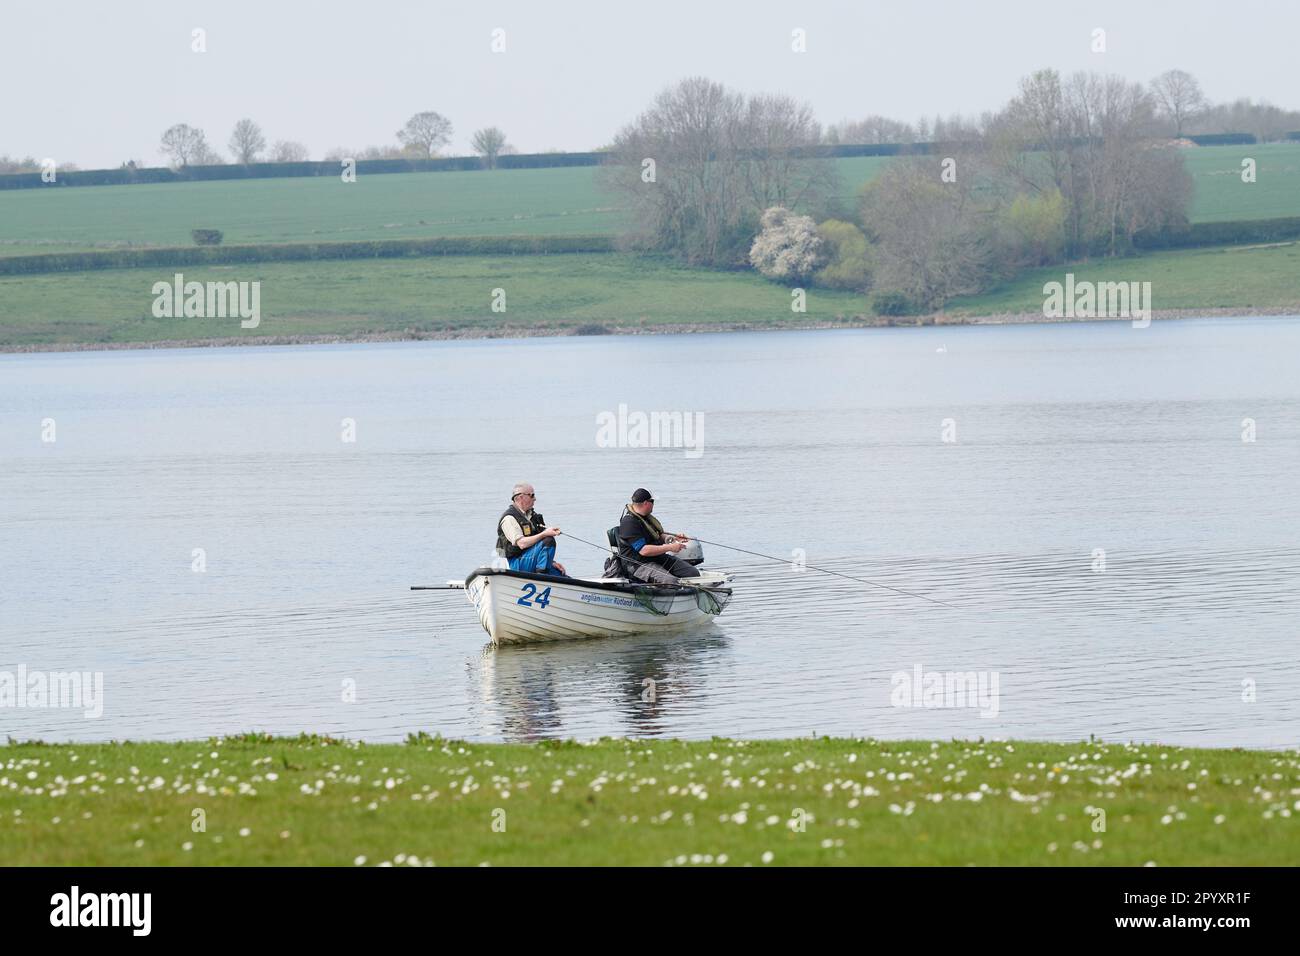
[3,305,1298,354]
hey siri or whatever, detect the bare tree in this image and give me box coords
[736,94,838,212]
[471,127,509,168]
[1150,69,1206,137]
[229,119,266,164]
[397,111,453,158]
[192,141,225,166]
[602,77,747,264]
[602,77,836,266]
[159,124,209,168]
[860,151,997,309]
[995,69,1186,257]
[269,140,310,163]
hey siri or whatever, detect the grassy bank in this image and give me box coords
[945,241,1300,317]
[1,735,1295,866]
[0,253,867,348]
[3,243,1299,350]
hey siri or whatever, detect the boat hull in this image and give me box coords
[463,567,731,645]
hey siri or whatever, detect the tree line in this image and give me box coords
[602,68,1281,312]
[823,70,1300,146]
[149,113,514,171]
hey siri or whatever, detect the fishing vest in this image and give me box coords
[496,504,546,559]
[618,505,666,560]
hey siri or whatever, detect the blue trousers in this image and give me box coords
[509,539,565,576]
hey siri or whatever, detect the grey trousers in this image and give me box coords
[628,555,700,586]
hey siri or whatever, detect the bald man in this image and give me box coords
[495,482,567,577]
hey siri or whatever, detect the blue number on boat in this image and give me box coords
[535,586,551,609]
[516,583,537,607]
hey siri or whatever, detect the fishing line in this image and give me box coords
[689,537,958,609]
[563,531,691,586]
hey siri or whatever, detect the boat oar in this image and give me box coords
[690,536,958,609]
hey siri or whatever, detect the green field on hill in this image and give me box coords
[2,735,1295,866]
[1181,143,1300,222]
[1,146,1294,259]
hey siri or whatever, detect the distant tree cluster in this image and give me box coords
[146,112,509,170]
[824,69,1300,149]
[736,68,1206,311]
[0,155,44,174]
[601,77,840,266]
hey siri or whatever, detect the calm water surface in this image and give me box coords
[2,319,1298,746]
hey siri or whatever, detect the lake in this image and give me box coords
[2,318,1298,747]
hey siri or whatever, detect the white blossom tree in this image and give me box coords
[749,206,823,282]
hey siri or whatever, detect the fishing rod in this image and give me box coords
[566,531,953,609]
[689,536,958,610]
[561,532,703,586]
[412,533,955,608]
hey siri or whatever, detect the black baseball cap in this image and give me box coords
[631,488,654,503]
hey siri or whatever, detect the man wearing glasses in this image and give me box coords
[496,483,568,576]
[616,487,699,585]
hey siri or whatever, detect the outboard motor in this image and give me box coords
[676,538,705,566]
[605,527,705,568]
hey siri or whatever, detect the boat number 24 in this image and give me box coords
[516,583,552,609]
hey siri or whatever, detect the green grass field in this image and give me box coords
[2,146,1292,259]
[945,240,1300,316]
[0,253,868,347]
[1182,143,1300,222]
[2,735,1295,866]
[5,242,1297,348]
[0,167,625,256]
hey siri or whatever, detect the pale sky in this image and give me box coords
[4,0,1296,168]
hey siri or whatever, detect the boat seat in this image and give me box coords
[606,527,619,548]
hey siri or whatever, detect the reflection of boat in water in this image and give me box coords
[476,628,731,741]
[460,567,733,645]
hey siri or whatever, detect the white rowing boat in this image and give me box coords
[458,567,734,645]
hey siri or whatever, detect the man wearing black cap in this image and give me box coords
[616,488,700,585]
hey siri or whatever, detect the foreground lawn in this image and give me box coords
[1,735,1295,865]
[946,241,1300,316]
[0,253,867,347]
